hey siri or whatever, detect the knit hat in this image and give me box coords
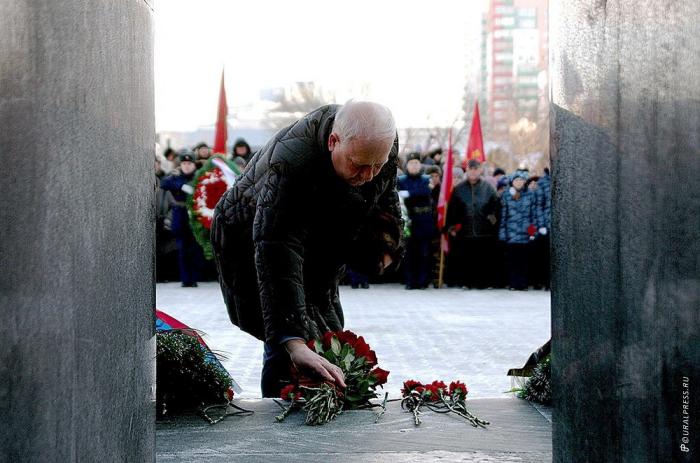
[497,176,510,189]
[510,170,529,183]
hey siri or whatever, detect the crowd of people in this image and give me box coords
[155,138,551,292]
[394,150,551,291]
[155,139,253,285]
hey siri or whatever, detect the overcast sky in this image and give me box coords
[154,0,486,132]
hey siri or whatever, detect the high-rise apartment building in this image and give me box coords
[478,0,548,144]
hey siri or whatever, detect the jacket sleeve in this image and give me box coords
[444,187,463,231]
[253,152,311,343]
[159,174,179,193]
[485,185,500,218]
[498,197,507,242]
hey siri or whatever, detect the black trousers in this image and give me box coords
[445,235,498,288]
[404,235,432,288]
[175,231,203,285]
[505,243,530,290]
[530,235,551,289]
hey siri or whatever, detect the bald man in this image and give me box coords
[211,101,403,397]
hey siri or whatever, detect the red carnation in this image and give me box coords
[527,223,537,237]
[370,367,390,386]
[280,384,301,401]
[353,336,377,366]
[224,386,234,402]
[424,381,448,402]
[321,331,336,350]
[449,381,468,399]
[402,380,423,396]
[336,330,359,347]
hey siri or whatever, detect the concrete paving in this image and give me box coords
[156,282,551,399]
[156,398,552,462]
[156,283,552,462]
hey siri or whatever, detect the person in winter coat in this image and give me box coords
[159,150,204,287]
[398,153,435,289]
[231,138,253,165]
[444,159,500,288]
[193,142,212,168]
[533,167,552,289]
[211,101,403,397]
[499,170,537,290]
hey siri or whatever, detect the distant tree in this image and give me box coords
[263,82,335,130]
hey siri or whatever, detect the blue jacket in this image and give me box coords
[535,173,551,230]
[499,189,536,244]
[398,173,435,238]
[160,172,195,236]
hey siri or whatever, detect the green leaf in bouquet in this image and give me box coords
[314,339,323,354]
[330,336,342,356]
[342,352,355,370]
[339,343,351,359]
[343,393,363,405]
[358,378,370,393]
[323,349,336,363]
[367,375,377,386]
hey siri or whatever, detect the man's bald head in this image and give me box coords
[328,101,396,187]
[332,101,396,145]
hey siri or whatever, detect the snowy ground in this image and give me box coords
[157,282,550,399]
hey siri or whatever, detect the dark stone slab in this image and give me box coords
[0,1,155,461]
[156,398,551,462]
[550,1,700,461]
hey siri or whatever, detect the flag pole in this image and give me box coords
[438,235,446,288]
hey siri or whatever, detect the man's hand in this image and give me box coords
[285,339,346,389]
[381,253,393,270]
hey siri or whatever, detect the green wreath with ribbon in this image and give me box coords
[186,155,241,259]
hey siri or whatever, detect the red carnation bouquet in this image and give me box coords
[276,330,390,426]
[401,379,489,428]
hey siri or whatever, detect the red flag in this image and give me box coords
[212,69,228,154]
[462,102,485,169]
[437,128,455,252]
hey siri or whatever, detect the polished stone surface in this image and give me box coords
[157,398,552,462]
[0,1,155,461]
[550,1,699,461]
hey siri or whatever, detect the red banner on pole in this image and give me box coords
[463,102,485,169]
[213,69,228,154]
[437,128,455,253]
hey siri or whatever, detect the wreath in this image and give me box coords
[186,156,241,259]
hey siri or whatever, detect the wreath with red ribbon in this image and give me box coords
[186,156,241,259]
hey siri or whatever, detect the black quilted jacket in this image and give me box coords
[211,105,403,343]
